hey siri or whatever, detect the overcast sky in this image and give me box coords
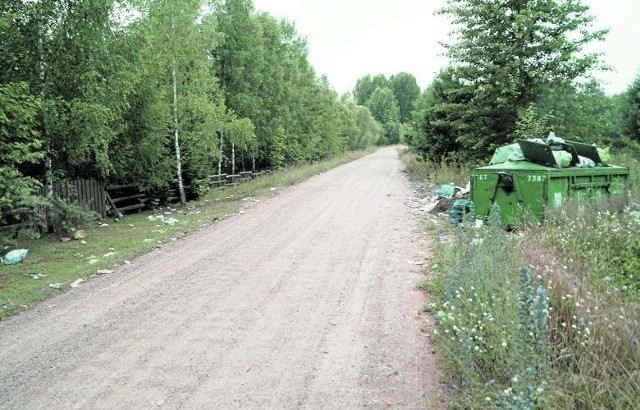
[252,0,640,96]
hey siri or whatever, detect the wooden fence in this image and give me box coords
[1,170,272,233]
[41,179,107,217]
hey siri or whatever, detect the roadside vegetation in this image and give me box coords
[399,1,640,406]
[403,149,640,409]
[0,150,370,320]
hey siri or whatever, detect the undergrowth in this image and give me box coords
[407,150,640,409]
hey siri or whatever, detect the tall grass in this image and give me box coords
[408,152,640,409]
[399,147,473,187]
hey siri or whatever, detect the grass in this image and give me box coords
[401,149,640,409]
[0,149,372,320]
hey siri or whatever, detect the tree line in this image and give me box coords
[1,0,385,229]
[400,0,640,162]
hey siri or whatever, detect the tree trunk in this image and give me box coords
[252,156,256,173]
[218,131,223,176]
[231,141,235,175]
[40,30,55,230]
[172,65,187,205]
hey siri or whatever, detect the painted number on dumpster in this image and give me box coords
[527,175,545,182]
[475,174,489,181]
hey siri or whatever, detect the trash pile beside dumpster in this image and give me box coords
[410,133,630,228]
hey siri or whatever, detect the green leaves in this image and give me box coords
[0,82,43,167]
[411,0,608,161]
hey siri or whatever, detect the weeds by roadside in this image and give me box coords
[402,150,640,409]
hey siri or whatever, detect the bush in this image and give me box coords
[0,168,47,245]
[47,198,99,236]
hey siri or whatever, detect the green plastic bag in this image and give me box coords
[449,199,475,225]
[436,185,457,199]
[552,150,572,168]
[1,249,28,265]
[490,143,523,164]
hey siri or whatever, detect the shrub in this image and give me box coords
[47,198,99,236]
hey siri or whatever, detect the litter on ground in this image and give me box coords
[1,249,29,265]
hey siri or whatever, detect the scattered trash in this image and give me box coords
[73,230,87,240]
[148,215,163,222]
[124,260,131,265]
[164,217,179,226]
[59,236,72,242]
[80,240,87,245]
[99,223,109,227]
[1,249,29,265]
[103,251,116,258]
[49,282,64,290]
[96,269,114,275]
[70,278,84,288]
[408,260,425,266]
[30,273,47,279]
[270,187,277,191]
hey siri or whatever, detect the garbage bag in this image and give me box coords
[1,249,28,265]
[436,185,458,199]
[490,143,523,164]
[449,199,475,225]
[577,155,596,168]
[552,150,572,168]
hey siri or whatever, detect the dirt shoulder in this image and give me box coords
[0,147,442,409]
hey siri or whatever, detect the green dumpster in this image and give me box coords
[471,140,629,226]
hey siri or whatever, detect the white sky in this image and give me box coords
[253,0,640,96]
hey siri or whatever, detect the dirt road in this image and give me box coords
[0,147,441,409]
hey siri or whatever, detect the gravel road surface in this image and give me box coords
[0,147,441,409]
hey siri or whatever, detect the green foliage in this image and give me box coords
[428,223,551,408]
[412,156,639,408]
[408,69,471,161]
[622,73,640,141]
[0,82,46,242]
[389,72,421,124]
[47,198,98,236]
[0,82,43,166]
[353,74,390,106]
[514,104,555,141]
[409,0,607,160]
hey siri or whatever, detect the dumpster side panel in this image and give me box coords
[471,172,499,220]
[471,163,629,226]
